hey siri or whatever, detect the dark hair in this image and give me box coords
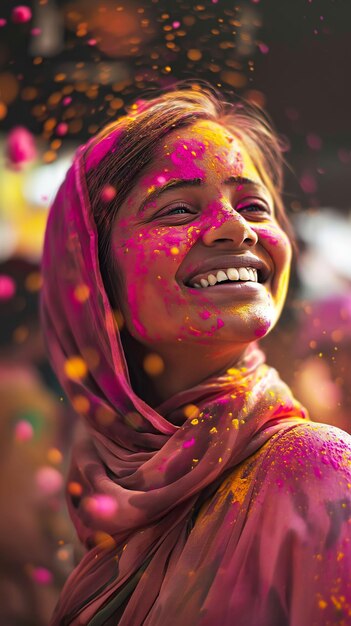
[85,81,296,310]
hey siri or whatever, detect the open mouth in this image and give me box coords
[184,267,267,289]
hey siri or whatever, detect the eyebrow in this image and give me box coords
[137,176,265,215]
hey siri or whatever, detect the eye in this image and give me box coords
[163,203,193,216]
[238,201,271,215]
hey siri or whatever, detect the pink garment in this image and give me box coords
[40,137,351,625]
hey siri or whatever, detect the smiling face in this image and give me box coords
[110,119,292,355]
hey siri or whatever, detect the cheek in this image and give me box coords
[111,224,201,336]
[258,224,292,272]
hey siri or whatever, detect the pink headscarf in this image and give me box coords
[40,130,309,625]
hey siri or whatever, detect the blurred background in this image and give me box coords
[0,0,350,623]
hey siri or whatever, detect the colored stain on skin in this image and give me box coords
[199,309,211,320]
[259,229,280,246]
[110,119,292,354]
[254,322,270,337]
[168,138,205,179]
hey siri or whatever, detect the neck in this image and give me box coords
[121,330,250,406]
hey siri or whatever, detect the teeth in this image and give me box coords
[248,268,255,281]
[227,267,239,281]
[190,267,259,288]
[216,270,228,282]
[238,267,250,281]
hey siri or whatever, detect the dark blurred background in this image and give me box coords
[0,0,350,623]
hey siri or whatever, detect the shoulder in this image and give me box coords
[258,421,351,498]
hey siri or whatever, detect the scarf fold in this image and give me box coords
[40,135,309,625]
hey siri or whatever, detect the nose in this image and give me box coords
[201,202,258,248]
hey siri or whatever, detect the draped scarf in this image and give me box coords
[40,131,309,625]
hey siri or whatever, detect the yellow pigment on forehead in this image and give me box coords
[163,120,262,183]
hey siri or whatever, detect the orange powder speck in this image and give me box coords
[187,49,202,61]
[13,326,29,343]
[113,309,124,330]
[47,447,63,464]
[64,356,87,380]
[0,102,7,120]
[232,419,239,429]
[331,329,343,342]
[74,283,90,302]
[170,246,179,255]
[209,427,218,434]
[184,404,200,419]
[25,272,42,292]
[191,418,199,426]
[68,481,83,496]
[57,547,70,561]
[318,600,328,610]
[72,395,90,413]
[93,531,116,549]
[143,353,164,376]
[331,596,343,610]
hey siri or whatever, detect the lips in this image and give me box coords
[180,254,271,287]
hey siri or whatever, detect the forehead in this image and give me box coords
[118,119,265,218]
[151,119,261,182]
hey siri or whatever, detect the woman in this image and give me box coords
[40,84,351,625]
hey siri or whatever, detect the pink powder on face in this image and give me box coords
[169,139,206,179]
[258,229,280,246]
[199,309,211,320]
[254,324,269,338]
